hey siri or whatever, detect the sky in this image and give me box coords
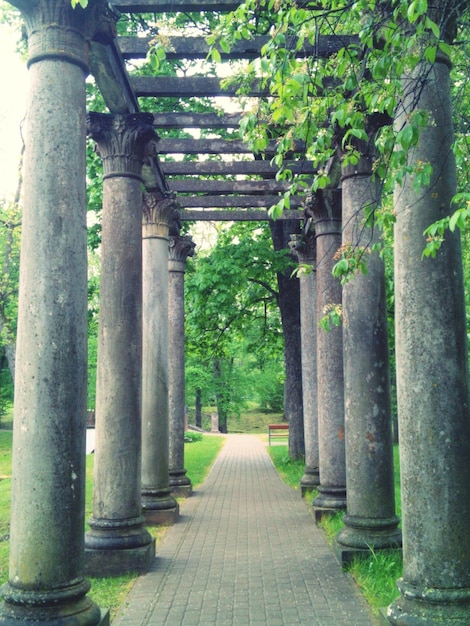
[0,26,28,201]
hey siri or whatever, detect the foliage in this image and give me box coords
[184,430,203,443]
[185,222,288,426]
[208,0,470,247]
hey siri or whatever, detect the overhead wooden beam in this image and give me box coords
[160,160,316,176]
[118,34,360,61]
[157,138,306,155]
[112,0,242,12]
[152,112,242,129]
[168,179,296,194]
[131,75,267,98]
[89,40,139,114]
[177,195,305,209]
[178,209,304,221]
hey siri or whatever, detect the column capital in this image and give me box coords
[305,190,342,237]
[289,231,316,265]
[335,112,391,181]
[12,0,118,72]
[87,112,157,180]
[143,192,180,239]
[168,235,196,271]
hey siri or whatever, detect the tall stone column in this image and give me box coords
[289,230,319,495]
[0,2,111,624]
[334,148,401,564]
[84,112,156,576]
[387,50,470,624]
[309,190,347,519]
[141,193,179,525]
[168,234,196,497]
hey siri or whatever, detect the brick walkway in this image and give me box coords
[112,434,378,625]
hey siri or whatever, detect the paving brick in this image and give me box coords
[112,435,379,626]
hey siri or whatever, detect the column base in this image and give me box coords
[386,578,470,625]
[85,516,155,576]
[312,485,346,522]
[84,540,156,577]
[300,465,320,496]
[0,579,106,625]
[334,515,402,564]
[169,469,193,498]
[142,489,179,526]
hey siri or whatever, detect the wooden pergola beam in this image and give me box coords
[157,138,306,155]
[112,0,242,12]
[160,159,316,176]
[118,34,359,61]
[176,195,305,209]
[131,75,268,98]
[178,209,304,221]
[152,112,242,129]
[168,178,298,194]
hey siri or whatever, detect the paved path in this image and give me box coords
[113,435,378,625]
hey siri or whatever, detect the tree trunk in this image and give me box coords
[213,357,228,433]
[269,219,304,459]
[195,387,202,428]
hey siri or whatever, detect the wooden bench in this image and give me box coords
[268,423,289,445]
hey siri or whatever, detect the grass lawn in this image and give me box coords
[0,430,225,619]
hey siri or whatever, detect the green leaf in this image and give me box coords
[211,48,221,63]
[397,125,415,150]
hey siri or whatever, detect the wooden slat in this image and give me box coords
[131,75,267,98]
[152,112,242,129]
[160,160,316,176]
[177,195,304,209]
[157,138,306,154]
[112,0,242,12]
[118,34,359,61]
[178,209,304,221]
[168,179,294,194]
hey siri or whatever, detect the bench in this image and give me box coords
[268,423,289,445]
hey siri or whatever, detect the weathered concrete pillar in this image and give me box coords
[84,112,156,575]
[309,190,347,519]
[387,51,470,624]
[0,2,111,623]
[289,229,319,495]
[141,193,179,525]
[334,148,401,563]
[168,234,196,498]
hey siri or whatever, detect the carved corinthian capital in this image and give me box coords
[143,193,180,239]
[305,190,342,237]
[168,235,196,272]
[289,232,316,265]
[11,0,118,72]
[87,112,157,180]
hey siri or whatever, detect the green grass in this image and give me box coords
[0,430,225,619]
[269,443,403,614]
[184,434,225,486]
[267,445,305,490]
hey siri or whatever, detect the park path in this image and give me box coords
[112,434,378,625]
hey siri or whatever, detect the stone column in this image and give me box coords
[0,2,112,624]
[289,230,320,495]
[141,193,179,525]
[168,234,196,497]
[334,148,401,564]
[84,112,156,576]
[309,190,347,519]
[387,50,470,624]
